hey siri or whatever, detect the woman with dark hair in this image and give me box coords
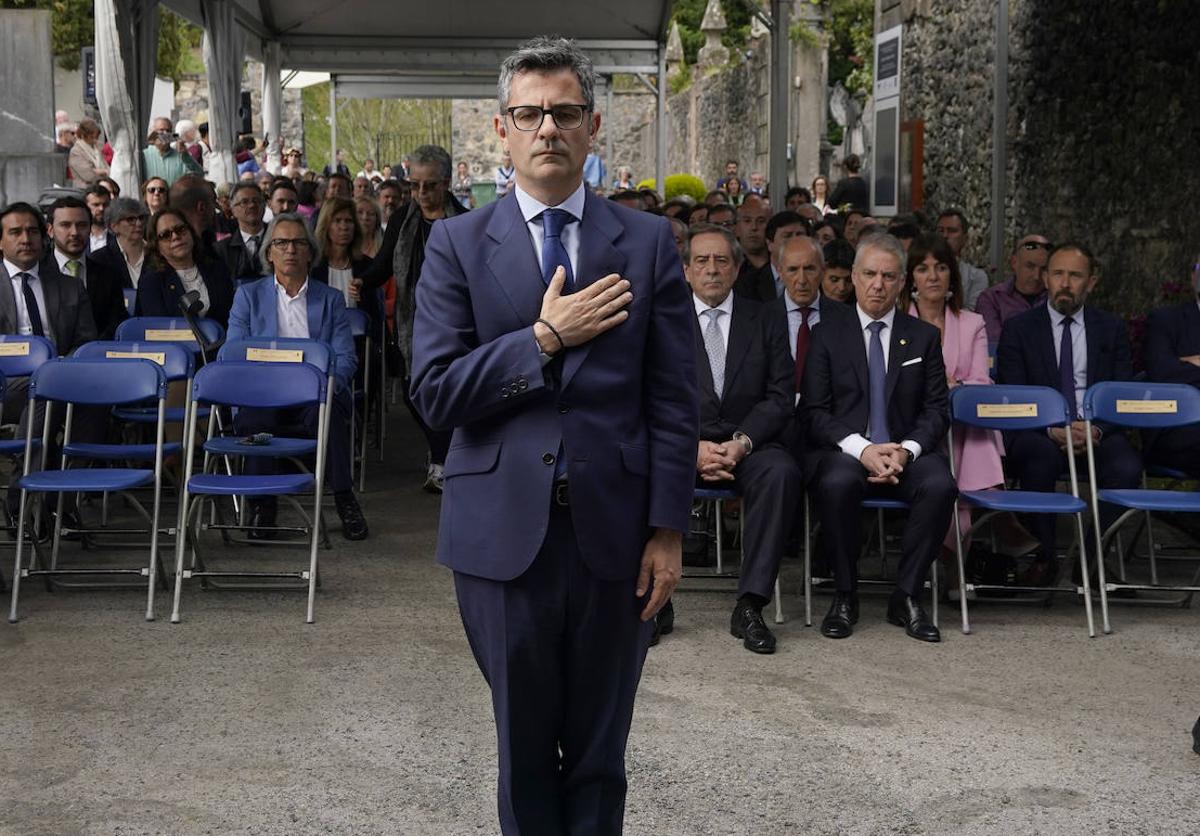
[296,181,318,222]
[905,233,1005,578]
[137,208,234,326]
[141,177,169,214]
[722,175,745,206]
[811,175,831,214]
[313,197,372,309]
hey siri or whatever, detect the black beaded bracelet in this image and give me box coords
[536,318,565,353]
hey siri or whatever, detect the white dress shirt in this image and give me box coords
[176,265,209,315]
[514,181,585,281]
[275,278,310,338]
[327,264,356,309]
[784,292,822,359]
[240,227,264,259]
[54,248,86,284]
[89,231,108,252]
[1048,304,1088,418]
[120,244,145,289]
[692,291,735,351]
[4,259,48,336]
[838,305,922,463]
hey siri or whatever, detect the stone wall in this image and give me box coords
[890,0,1199,315]
[174,64,305,157]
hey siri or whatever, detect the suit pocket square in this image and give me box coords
[901,357,923,367]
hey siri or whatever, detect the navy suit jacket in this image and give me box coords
[694,295,793,446]
[226,276,358,391]
[996,303,1132,434]
[1145,302,1200,387]
[802,302,950,455]
[137,258,235,328]
[410,189,699,582]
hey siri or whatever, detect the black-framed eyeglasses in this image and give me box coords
[269,238,310,252]
[505,104,590,132]
[1021,240,1052,251]
[156,224,189,242]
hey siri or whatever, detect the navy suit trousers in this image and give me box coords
[454,503,653,836]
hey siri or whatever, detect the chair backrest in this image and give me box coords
[29,357,167,406]
[218,338,332,375]
[72,340,194,382]
[949,384,1071,431]
[0,334,58,378]
[191,360,326,409]
[116,316,225,350]
[345,308,370,338]
[1083,381,1200,429]
[122,288,136,314]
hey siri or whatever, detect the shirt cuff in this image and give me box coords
[838,433,871,461]
[901,440,922,461]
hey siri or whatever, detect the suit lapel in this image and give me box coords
[1083,306,1102,385]
[844,308,869,393]
[40,257,62,346]
[561,192,626,391]
[942,309,961,377]
[1036,306,1059,385]
[885,313,914,402]
[692,313,717,402]
[0,263,16,333]
[722,298,755,393]
[306,283,322,339]
[484,196,543,327]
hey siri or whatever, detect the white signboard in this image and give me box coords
[871,25,903,217]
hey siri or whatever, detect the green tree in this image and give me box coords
[671,0,753,66]
[1,0,201,80]
[825,0,874,97]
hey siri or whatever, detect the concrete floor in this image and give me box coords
[1,412,1197,836]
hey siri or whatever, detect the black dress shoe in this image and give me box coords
[657,599,675,636]
[246,498,281,541]
[335,491,369,541]
[648,617,661,647]
[820,592,858,639]
[730,601,776,654]
[887,592,941,642]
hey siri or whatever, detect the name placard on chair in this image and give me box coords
[246,348,303,363]
[144,329,196,342]
[105,350,166,365]
[977,403,1038,418]
[1116,399,1177,414]
[0,342,30,356]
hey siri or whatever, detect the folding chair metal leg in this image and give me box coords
[803,494,812,627]
[714,498,724,575]
[1076,511,1098,637]
[773,577,783,624]
[8,489,32,623]
[952,499,971,635]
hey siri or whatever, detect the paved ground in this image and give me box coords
[1,411,1197,836]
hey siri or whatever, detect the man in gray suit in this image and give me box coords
[1,201,99,521]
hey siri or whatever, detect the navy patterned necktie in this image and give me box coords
[1060,315,1077,420]
[17,273,46,338]
[540,208,575,289]
[867,320,890,443]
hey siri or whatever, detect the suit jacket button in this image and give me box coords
[500,389,510,399]
[558,404,569,414]
[517,379,528,391]
[542,452,555,465]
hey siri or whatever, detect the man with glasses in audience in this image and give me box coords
[360,144,466,492]
[976,234,1051,344]
[1141,251,1200,477]
[410,37,696,835]
[141,116,203,186]
[226,213,367,541]
[706,202,735,231]
[216,183,268,282]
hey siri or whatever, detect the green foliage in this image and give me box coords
[824,0,874,97]
[302,83,453,173]
[637,174,708,202]
[671,0,753,65]
[0,0,202,80]
[668,64,692,96]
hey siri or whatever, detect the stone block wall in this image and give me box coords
[892,0,1199,314]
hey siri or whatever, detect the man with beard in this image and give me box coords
[996,243,1141,587]
[83,185,114,253]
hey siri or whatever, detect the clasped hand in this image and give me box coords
[860,442,908,485]
[534,268,632,353]
[1047,421,1099,451]
[697,439,746,482]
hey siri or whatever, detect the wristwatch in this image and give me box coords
[732,432,753,455]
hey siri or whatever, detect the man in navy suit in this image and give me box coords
[410,37,698,836]
[803,233,956,643]
[997,243,1141,585]
[1143,252,1200,476]
[685,223,800,654]
[226,213,368,541]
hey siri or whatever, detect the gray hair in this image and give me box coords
[497,36,596,113]
[105,196,148,226]
[683,222,744,266]
[853,232,906,273]
[779,235,825,268]
[409,144,452,179]
[260,212,321,274]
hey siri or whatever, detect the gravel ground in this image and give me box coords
[1,414,1197,836]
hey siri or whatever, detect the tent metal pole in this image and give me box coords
[656,46,666,195]
[329,74,338,171]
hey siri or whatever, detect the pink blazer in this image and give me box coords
[912,305,1005,491]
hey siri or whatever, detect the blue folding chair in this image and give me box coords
[948,385,1095,636]
[0,336,58,539]
[1083,381,1200,634]
[208,338,335,546]
[170,361,330,624]
[8,358,168,622]
[116,316,224,354]
[346,308,372,492]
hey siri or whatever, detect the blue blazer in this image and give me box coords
[410,189,699,582]
[226,275,358,391]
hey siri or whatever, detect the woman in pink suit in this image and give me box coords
[906,234,1005,559]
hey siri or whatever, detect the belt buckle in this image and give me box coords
[554,482,570,507]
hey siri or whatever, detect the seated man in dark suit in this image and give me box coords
[685,223,801,654]
[226,213,368,541]
[803,233,956,642]
[997,242,1141,585]
[1143,251,1200,476]
[42,197,127,340]
[215,182,268,282]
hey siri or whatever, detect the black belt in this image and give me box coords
[553,481,570,507]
